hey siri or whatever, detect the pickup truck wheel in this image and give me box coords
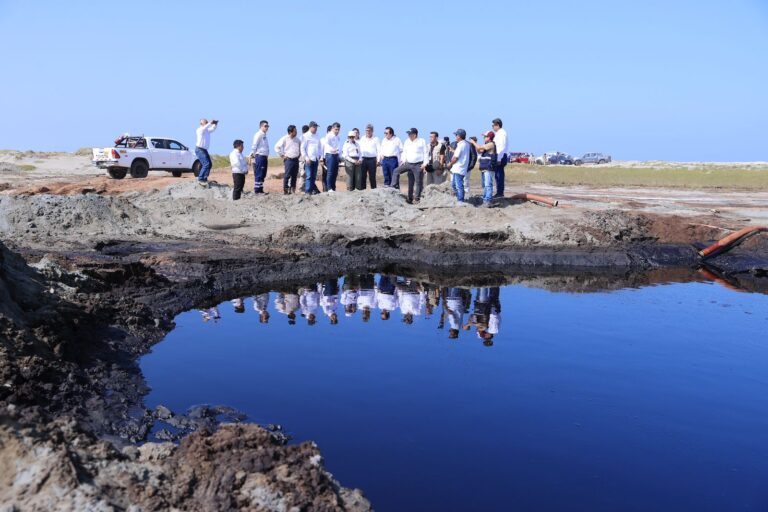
[574,160,582,166]
[171,170,183,178]
[598,159,606,165]
[192,160,202,177]
[107,167,127,180]
[130,160,149,178]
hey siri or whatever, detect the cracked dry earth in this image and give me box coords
[1,177,767,511]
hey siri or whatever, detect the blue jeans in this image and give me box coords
[495,154,507,197]
[283,158,299,191]
[381,156,398,187]
[253,154,268,192]
[324,153,339,191]
[451,173,465,202]
[481,171,494,203]
[195,147,212,182]
[304,160,319,193]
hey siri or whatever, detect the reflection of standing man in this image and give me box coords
[251,120,270,194]
[396,279,426,324]
[357,274,377,323]
[252,292,270,323]
[274,292,299,325]
[231,298,245,314]
[376,275,398,321]
[320,278,340,324]
[445,287,466,339]
[299,286,320,326]
[341,274,360,317]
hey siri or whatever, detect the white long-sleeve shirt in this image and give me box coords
[195,122,217,149]
[299,290,320,317]
[494,127,508,158]
[274,134,301,159]
[398,291,426,316]
[378,136,402,159]
[401,137,429,164]
[357,289,377,309]
[252,293,270,313]
[342,140,362,161]
[301,132,323,162]
[251,130,270,156]
[229,149,248,174]
[322,133,341,155]
[376,292,398,312]
[359,135,380,158]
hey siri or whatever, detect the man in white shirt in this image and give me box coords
[274,125,301,194]
[229,139,247,201]
[492,118,508,198]
[359,124,380,189]
[300,121,323,194]
[252,292,270,324]
[321,122,342,192]
[251,120,270,194]
[195,118,218,185]
[448,129,470,202]
[393,128,429,204]
[377,126,402,187]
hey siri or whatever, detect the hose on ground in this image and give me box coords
[509,193,559,208]
[698,226,767,259]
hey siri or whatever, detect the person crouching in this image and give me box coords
[230,139,247,200]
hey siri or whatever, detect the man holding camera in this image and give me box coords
[195,118,218,186]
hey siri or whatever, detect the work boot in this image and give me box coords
[283,187,290,195]
[291,186,297,194]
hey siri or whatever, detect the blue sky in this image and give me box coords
[1,0,766,161]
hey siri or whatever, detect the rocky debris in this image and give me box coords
[0,415,370,512]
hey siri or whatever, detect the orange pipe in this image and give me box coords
[698,226,767,259]
[697,267,743,293]
[509,193,559,208]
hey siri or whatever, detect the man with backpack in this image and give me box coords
[470,131,498,206]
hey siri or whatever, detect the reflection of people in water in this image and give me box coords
[376,275,397,321]
[320,278,340,324]
[444,287,466,339]
[252,293,270,323]
[231,298,245,313]
[299,286,319,326]
[396,278,425,325]
[274,291,299,325]
[357,274,377,322]
[484,287,501,346]
[341,274,359,317]
[199,306,221,322]
[466,287,501,346]
[424,283,440,319]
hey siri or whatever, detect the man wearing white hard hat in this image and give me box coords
[342,130,364,191]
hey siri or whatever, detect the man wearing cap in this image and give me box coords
[250,120,270,194]
[377,127,402,187]
[342,130,364,191]
[300,121,323,194]
[321,122,342,192]
[393,128,429,204]
[447,129,470,202]
[274,125,301,194]
[470,131,498,206]
[359,124,380,189]
[492,118,508,197]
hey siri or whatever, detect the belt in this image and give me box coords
[382,155,398,159]
[406,161,423,165]
[362,156,376,159]
[284,156,299,161]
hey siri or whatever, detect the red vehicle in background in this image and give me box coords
[508,152,534,164]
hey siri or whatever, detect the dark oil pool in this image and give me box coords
[140,273,768,511]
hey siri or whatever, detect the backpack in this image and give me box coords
[479,142,498,171]
[468,144,478,171]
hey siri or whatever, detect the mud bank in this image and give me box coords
[1,181,767,510]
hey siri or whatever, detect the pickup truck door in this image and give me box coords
[167,140,191,169]
[149,138,173,169]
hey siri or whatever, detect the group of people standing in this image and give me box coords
[196,117,509,205]
[199,274,502,344]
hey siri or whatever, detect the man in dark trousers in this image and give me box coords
[229,139,247,200]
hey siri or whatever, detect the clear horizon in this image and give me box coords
[1,0,766,161]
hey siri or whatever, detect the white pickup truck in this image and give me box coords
[92,135,202,179]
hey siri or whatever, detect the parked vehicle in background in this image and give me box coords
[574,152,612,166]
[92,134,202,179]
[508,152,535,164]
[535,152,560,165]
[548,153,575,165]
